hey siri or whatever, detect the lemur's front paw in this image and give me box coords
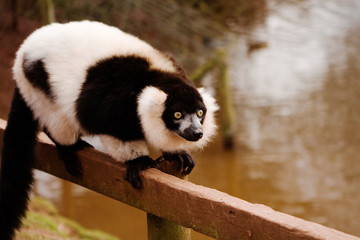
[125,156,159,189]
[162,152,196,175]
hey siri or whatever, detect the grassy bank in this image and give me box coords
[15,196,119,240]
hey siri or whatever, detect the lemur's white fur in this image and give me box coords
[100,136,149,162]
[12,21,217,161]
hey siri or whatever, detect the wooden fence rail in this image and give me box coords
[0,119,359,240]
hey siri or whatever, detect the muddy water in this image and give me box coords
[32,1,360,239]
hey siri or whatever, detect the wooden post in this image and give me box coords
[11,0,20,30]
[147,158,191,240]
[147,214,191,240]
[37,0,55,24]
[217,50,235,149]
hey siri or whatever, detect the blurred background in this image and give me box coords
[0,0,360,239]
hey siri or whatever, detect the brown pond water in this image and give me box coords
[6,0,360,239]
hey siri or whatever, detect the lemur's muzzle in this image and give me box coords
[178,114,203,142]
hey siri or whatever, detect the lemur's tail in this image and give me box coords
[0,87,39,240]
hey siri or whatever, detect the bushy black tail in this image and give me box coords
[0,87,38,239]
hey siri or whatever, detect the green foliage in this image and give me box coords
[59,217,119,240]
[175,0,267,27]
[5,0,268,72]
[17,196,120,240]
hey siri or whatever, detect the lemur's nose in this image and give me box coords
[193,130,203,139]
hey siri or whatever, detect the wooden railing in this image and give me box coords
[0,119,359,240]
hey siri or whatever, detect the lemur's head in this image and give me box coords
[161,85,206,142]
[137,84,217,152]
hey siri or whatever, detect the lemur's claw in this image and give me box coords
[162,152,196,175]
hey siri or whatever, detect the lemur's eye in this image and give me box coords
[174,112,182,119]
[197,109,204,117]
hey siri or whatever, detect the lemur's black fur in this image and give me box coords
[23,58,54,100]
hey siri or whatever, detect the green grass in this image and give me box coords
[16,196,119,240]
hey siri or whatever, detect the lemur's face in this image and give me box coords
[172,108,206,141]
[162,91,207,142]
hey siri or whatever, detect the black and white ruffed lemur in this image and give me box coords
[0,21,218,239]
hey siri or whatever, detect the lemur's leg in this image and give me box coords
[162,151,196,175]
[100,135,158,189]
[44,129,92,176]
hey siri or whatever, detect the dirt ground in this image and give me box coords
[0,8,41,119]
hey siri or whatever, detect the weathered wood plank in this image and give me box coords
[0,118,359,240]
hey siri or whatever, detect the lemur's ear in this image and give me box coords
[137,86,167,118]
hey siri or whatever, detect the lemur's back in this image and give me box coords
[12,21,176,144]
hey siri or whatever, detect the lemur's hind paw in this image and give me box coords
[162,152,196,175]
[56,139,92,177]
[125,156,159,189]
[44,130,93,177]
[62,152,83,177]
